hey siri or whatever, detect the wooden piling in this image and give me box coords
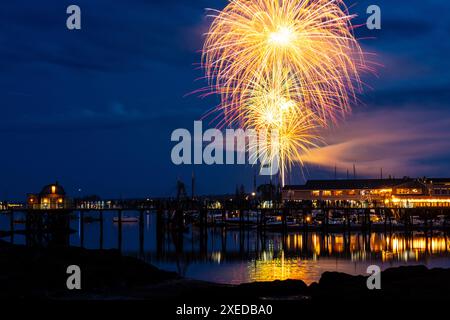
[118,210,122,251]
[9,210,14,243]
[99,210,104,249]
[139,209,144,256]
[80,211,84,248]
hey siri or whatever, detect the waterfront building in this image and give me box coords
[27,182,71,209]
[282,177,450,208]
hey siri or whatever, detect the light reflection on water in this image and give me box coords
[1,211,450,284]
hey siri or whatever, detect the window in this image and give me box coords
[396,188,418,195]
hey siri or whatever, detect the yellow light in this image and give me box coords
[280,99,295,111]
[58,198,63,203]
[268,26,295,46]
[43,198,48,203]
[392,197,450,203]
[51,185,56,194]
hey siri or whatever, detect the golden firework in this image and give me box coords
[202,0,366,185]
[203,0,365,123]
[239,68,323,186]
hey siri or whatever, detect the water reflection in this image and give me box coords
[1,211,450,284]
[241,233,450,284]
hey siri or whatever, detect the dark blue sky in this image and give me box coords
[0,0,449,200]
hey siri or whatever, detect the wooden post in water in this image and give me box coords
[239,220,244,254]
[282,207,287,233]
[221,226,227,253]
[429,210,433,231]
[262,209,266,230]
[199,208,207,254]
[25,211,30,246]
[403,209,408,232]
[99,210,104,250]
[9,210,14,244]
[80,211,84,248]
[118,210,122,252]
[199,208,206,230]
[139,209,144,256]
[239,209,243,229]
[346,209,351,231]
[366,209,369,232]
[362,209,369,233]
[156,208,164,257]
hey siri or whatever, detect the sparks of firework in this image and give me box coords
[201,0,367,186]
[202,0,366,124]
[240,69,323,186]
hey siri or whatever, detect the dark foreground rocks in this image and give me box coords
[0,240,178,299]
[1,240,450,301]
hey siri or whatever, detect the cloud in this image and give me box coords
[0,0,210,73]
[302,107,450,178]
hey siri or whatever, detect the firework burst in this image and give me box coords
[239,68,323,186]
[201,0,367,185]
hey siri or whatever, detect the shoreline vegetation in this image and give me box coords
[1,240,450,301]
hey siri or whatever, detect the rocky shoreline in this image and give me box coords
[1,240,450,301]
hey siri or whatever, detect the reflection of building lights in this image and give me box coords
[211,251,222,264]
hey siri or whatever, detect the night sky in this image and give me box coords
[1,0,449,200]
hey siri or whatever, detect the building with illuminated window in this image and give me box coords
[283,178,450,209]
[27,182,70,209]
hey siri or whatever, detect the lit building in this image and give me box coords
[27,182,70,209]
[283,178,450,208]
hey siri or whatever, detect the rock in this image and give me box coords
[2,240,450,301]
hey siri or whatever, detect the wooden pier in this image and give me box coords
[1,197,450,250]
